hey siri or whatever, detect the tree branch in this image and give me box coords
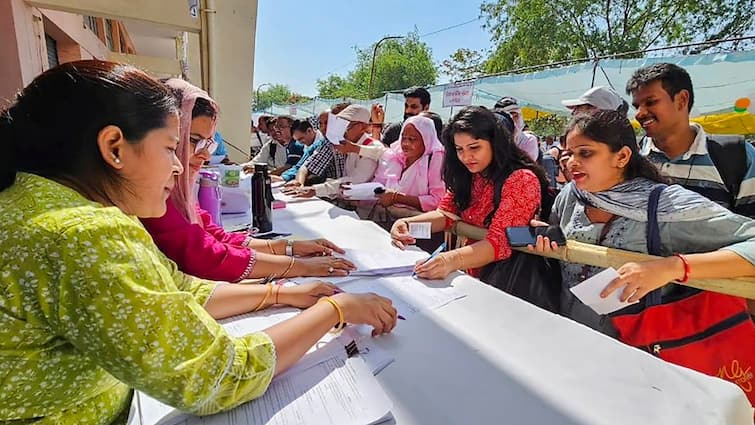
[605,0,614,46]
[642,2,685,49]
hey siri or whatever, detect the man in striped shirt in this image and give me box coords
[627,63,755,218]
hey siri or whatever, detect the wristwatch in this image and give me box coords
[285,239,294,256]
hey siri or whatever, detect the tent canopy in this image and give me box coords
[259,51,755,134]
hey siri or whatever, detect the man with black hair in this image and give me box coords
[377,86,431,145]
[627,62,755,218]
[244,115,304,175]
[276,118,326,182]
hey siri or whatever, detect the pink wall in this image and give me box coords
[0,0,108,104]
[0,0,45,105]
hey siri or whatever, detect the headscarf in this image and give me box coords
[163,78,219,224]
[569,178,727,223]
[375,115,444,192]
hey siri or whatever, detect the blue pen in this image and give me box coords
[413,242,447,277]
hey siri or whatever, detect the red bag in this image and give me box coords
[611,186,755,407]
[612,291,755,405]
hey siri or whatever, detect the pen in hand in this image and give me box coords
[412,242,447,277]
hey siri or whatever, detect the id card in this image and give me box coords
[408,222,432,239]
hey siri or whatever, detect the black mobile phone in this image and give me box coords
[506,225,566,247]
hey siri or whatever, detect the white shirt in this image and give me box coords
[315,133,383,198]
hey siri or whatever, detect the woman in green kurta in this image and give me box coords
[0,60,398,424]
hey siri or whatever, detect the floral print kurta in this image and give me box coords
[0,173,276,424]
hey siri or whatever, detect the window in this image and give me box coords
[45,34,59,68]
[84,16,97,34]
[104,19,114,49]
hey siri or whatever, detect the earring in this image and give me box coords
[112,154,121,164]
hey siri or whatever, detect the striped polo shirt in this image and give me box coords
[641,123,755,218]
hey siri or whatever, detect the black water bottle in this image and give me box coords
[251,163,273,233]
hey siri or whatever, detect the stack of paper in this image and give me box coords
[128,312,395,425]
[341,248,428,277]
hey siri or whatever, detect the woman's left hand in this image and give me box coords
[376,190,397,207]
[292,238,346,257]
[278,281,339,308]
[414,251,459,280]
[601,257,683,302]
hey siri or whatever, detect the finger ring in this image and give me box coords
[328,267,334,274]
[322,251,327,256]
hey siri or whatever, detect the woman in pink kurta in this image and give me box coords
[372,115,446,212]
[141,79,355,282]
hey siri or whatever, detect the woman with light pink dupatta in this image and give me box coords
[372,115,446,212]
[141,79,355,282]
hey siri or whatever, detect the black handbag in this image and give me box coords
[477,176,562,313]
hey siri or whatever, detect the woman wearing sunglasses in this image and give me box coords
[141,79,355,282]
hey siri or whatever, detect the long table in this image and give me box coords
[220,193,753,424]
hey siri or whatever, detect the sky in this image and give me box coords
[252,0,493,97]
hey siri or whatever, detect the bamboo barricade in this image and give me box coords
[448,221,755,300]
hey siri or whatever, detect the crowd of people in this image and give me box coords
[0,59,753,423]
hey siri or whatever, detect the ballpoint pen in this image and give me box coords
[412,242,447,277]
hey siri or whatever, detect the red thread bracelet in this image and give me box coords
[674,253,690,283]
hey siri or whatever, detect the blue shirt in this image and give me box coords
[213,131,228,156]
[281,132,326,181]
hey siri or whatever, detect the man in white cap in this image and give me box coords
[561,86,628,116]
[295,104,385,199]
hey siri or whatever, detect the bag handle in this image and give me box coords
[644,185,666,306]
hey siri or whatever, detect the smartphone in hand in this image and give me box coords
[506,225,566,247]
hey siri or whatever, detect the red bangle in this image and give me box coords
[674,253,690,283]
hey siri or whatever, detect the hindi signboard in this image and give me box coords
[442,82,475,107]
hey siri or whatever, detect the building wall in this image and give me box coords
[0,0,131,104]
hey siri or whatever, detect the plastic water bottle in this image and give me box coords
[198,170,222,226]
[251,163,273,233]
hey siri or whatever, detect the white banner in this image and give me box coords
[442,82,474,107]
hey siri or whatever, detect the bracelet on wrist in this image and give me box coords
[253,283,273,312]
[673,253,690,283]
[319,296,346,331]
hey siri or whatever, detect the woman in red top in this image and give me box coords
[390,106,549,279]
[141,79,355,282]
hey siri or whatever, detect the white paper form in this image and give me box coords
[341,182,384,201]
[325,114,348,145]
[336,275,465,316]
[569,267,638,315]
[339,247,428,276]
[131,341,393,425]
[381,275,466,312]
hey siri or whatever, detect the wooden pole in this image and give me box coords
[450,221,755,299]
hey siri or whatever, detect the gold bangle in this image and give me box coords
[266,240,276,255]
[319,296,345,330]
[281,257,295,278]
[253,283,274,312]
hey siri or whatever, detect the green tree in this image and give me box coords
[440,48,485,82]
[254,84,310,111]
[316,32,438,99]
[480,0,755,73]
